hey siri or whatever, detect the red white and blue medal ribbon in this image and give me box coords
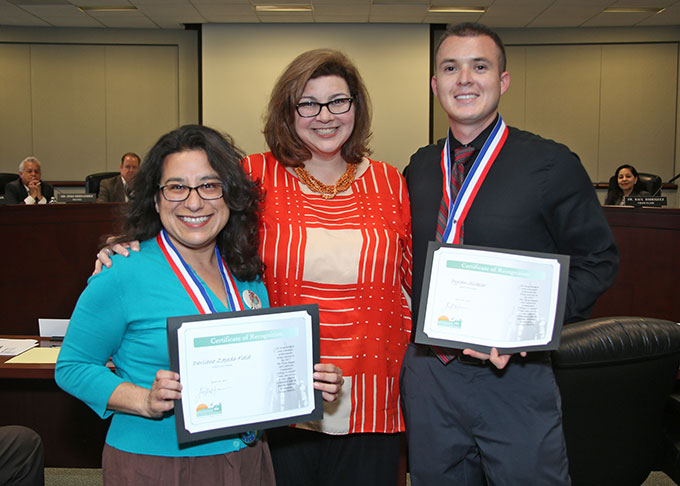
[440,115,508,244]
[157,229,257,444]
[156,229,244,313]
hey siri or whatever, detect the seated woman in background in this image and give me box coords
[604,164,650,205]
[56,124,341,485]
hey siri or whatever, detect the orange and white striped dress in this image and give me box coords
[244,152,412,435]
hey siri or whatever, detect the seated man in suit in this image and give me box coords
[5,156,54,205]
[97,152,140,202]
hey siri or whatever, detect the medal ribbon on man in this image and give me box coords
[440,115,508,244]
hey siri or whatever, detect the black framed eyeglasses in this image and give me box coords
[158,182,224,202]
[295,97,354,118]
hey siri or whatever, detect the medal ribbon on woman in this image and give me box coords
[157,230,258,445]
[157,229,244,313]
[440,115,508,244]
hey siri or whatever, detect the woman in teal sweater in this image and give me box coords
[56,125,342,484]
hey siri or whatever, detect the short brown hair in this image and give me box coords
[121,152,140,165]
[435,22,507,73]
[263,49,372,167]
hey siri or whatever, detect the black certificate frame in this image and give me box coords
[414,242,570,354]
[167,304,322,447]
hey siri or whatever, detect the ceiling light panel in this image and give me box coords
[602,7,664,14]
[428,6,486,13]
[18,4,103,26]
[254,4,312,11]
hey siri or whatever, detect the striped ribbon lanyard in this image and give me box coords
[156,229,244,313]
[440,116,509,244]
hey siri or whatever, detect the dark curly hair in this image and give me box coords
[112,124,264,281]
[263,48,372,167]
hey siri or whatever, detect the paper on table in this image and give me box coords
[5,347,60,364]
[0,338,38,356]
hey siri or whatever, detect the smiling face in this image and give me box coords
[155,149,229,256]
[432,34,510,142]
[617,167,638,194]
[294,75,355,163]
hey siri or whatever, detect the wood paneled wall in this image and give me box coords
[0,27,198,180]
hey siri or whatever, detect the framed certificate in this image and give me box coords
[167,304,322,446]
[414,243,570,354]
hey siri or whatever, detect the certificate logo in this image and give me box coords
[437,315,462,328]
[196,402,222,417]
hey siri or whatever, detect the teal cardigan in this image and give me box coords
[56,238,269,457]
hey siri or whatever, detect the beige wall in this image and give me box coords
[0,27,198,180]
[202,23,430,172]
[2,23,680,202]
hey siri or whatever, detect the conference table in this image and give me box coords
[0,336,110,467]
[591,206,680,322]
[0,202,121,335]
[0,203,119,467]
[1,202,678,335]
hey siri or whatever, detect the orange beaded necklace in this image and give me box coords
[293,163,358,199]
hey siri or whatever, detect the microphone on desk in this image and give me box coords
[50,188,66,204]
[668,171,680,184]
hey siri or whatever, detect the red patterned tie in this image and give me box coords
[435,145,475,243]
[433,144,475,364]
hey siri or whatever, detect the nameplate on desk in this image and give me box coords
[625,196,668,207]
[56,193,97,203]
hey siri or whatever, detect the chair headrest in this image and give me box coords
[637,172,662,195]
[552,316,680,368]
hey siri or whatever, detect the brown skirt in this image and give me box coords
[102,439,275,486]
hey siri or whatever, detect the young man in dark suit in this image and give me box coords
[401,22,619,485]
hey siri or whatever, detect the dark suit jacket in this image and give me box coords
[406,126,619,325]
[4,178,54,205]
[97,176,127,203]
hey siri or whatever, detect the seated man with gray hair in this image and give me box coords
[5,157,54,205]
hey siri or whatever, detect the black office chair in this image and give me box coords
[84,172,119,196]
[637,172,663,196]
[552,316,680,486]
[0,173,20,196]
